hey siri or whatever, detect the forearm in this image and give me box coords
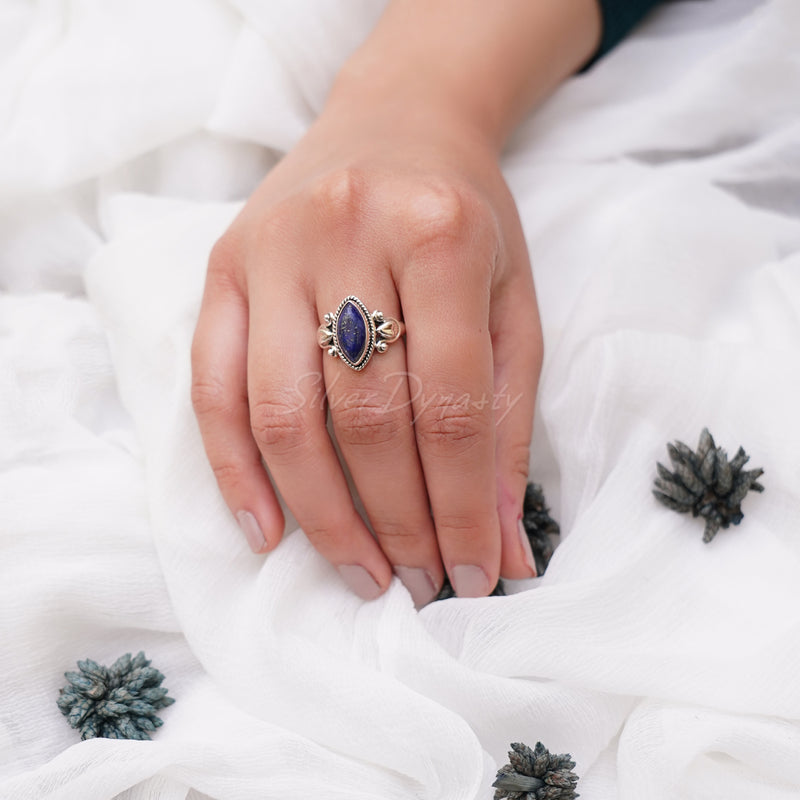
[328,0,602,151]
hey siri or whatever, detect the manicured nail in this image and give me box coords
[237,510,266,553]
[394,566,438,609]
[450,565,491,598]
[337,565,383,601]
[518,516,538,577]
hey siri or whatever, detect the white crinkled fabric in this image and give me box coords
[1,1,799,798]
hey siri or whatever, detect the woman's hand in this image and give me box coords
[191,0,599,605]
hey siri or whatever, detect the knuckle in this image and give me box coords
[334,399,407,448]
[309,166,367,222]
[417,398,490,453]
[371,517,420,542]
[207,232,240,274]
[301,514,355,550]
[250,395,311,456]
[191,373,231,418]
[205,232,249,298]
[434,510,489,539]
[210,461,248,488]
[405,180,490,252]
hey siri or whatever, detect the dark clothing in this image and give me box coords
[594,0,665,61]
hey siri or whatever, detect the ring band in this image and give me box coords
[318,295,405,371]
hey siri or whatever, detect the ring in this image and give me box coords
[318,295,405,371]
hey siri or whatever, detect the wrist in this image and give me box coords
[324,0,601,151]
[325,54,503,154]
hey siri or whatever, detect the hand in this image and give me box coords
[191,84,543,606]
[190,0,603,604]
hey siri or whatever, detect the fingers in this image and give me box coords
[191,253,285,553]
[246,268,394,600]
[321,291,443,609]
[194,172,541,605]
[490,265,543,579]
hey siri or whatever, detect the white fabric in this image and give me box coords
[2,1,800,798]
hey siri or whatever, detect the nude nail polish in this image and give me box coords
[337,565,383,600]
[450,564,491,598]
[518,516,538,577]
[394,566,438,608]
[237,510,266,553]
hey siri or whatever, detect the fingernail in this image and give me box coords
[394,566,438,609]
[337,565,383,601]
[237,510,266,553]
[450,565,491,598]
[518,516,538,577]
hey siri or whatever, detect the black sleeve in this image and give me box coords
[591,0,665,63]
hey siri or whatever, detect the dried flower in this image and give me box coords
[521,483,560,576]
[493,741,580,800]
[433,482,559,601]
[653,428,764,542]
[57,651,175,740]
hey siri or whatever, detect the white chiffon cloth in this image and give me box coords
[2,1,800,798]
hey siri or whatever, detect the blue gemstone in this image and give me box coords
[337,301,368,364]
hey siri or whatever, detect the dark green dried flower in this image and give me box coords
[493,741,580,800]
[57,651,175,740]
[521,483,560,576]
[434,482,559,601]
[653,428,764,542]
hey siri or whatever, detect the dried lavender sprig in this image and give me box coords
[653,428,764,542]
[521,483,559,576]
[57,651,174,740]
[493,741,580,800]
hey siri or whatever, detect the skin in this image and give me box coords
[191,0,602,605]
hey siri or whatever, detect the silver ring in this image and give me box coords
[318,295,405,371]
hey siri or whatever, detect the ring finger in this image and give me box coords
[321,288,443,608]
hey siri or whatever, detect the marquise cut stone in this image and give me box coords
[337,301,368,364]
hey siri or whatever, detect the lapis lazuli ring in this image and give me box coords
[318,295,405,371]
